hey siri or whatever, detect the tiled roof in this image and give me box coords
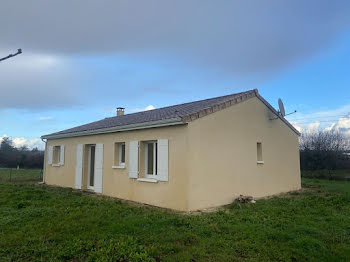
[42,89,300,138]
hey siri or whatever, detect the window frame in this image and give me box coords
[145,141,158,179]
[113,142,126,169]
[53,145,61,165]
[87,144,96,190]
[257,142,264,164]
[118,142,126,166]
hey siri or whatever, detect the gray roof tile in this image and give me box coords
[44,90,255,137]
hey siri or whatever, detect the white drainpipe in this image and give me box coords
[41,138,47,184]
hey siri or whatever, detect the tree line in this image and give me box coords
[299,130,350,171]
[0,137,44,169]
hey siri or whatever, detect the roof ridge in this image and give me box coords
[42,89,263,139]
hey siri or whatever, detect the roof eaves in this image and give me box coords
[41,117,185,140]
[255,92,301,136]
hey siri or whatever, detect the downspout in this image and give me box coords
[41,138,47,184]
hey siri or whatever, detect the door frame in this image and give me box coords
[87,144,96,190]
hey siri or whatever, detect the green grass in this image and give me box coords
[0,168,42,182]
[302,169,350,180]
[1,178,350,261]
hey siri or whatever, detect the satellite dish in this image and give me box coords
[278,98,285,117]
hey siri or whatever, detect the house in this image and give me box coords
[41,89,301,211]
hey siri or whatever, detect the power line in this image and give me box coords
[287,114,349,122]
[291,118,350,124]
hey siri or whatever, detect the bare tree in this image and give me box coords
[300,130,348,171]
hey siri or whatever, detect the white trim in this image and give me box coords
[54,145,61,165]
[87,145,95,190]
[42,118,184,139]
[94,143,104,193]
[157,139,169,182]
[75,144,83,189]
[145,141,158,179]
[112,165,125,169]
[118,142,125,166]
[52,164,60,167]
[257,161,265,164]
[137,178,158,183]
[59,145,65,165]
[146,175,158,179]
[42,140,47,183]
[48,146,53,165]
[128,141,139,179]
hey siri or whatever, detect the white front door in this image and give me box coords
[87,145,96,190]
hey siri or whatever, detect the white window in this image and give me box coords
[48,145,64,166]
[53,146,61,165]
[257,142,264,164]
[145,141,158,179]
[113,142,126,168]
[119,143,126,166]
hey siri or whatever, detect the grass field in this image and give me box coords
[302,169,350,181]
[0,177,350,261]
[0,168,42,182]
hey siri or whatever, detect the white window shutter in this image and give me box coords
[59,145,65,166]
[94,143,104,193]
[48,146,53,165]
[75,144,83,189]
[128,141,139,179]
[157,139,169,182]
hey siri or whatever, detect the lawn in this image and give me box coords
[302,169,350,181]
[0,178,350,261]
[0,168,42,182]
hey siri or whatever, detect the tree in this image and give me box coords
[0,137,17,167]
[1,137,14,151]
[0,136,44,168]
[300,130,348,171]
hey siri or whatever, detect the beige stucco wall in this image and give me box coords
[44,125,190,211]
[186,96,301,210]
[44,96,301,211]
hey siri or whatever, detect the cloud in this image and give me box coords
[129,105,156,113]
[1,0,350,75]
[306,122,321,133]
[290,122,303,133]
[288,104,350,122]
[0,134,9,141]
[1,1,350,111]
[288,104,350,137]
[0,52,82,109]
[324,114,350,137]
[12,137,44,150]
[37,116,53,121]
[290,121,320,134]
[0,135,44,150]
[144,105,156,111]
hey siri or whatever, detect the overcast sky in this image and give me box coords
[1,0,350,149]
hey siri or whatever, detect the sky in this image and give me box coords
[1,0,350,150]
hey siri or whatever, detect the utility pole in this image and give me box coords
[0,49,22,62]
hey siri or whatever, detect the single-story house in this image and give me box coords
[41,89,301,211]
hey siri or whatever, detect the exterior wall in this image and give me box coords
[44,125,190,211]
[44,96,301,211]
[186,97,301,210]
